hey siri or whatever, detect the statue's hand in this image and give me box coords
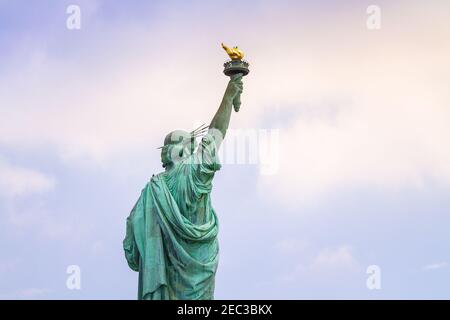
[225,74,243,102]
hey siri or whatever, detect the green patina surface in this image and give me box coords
[124,134,221,299]
[123,73,245,300]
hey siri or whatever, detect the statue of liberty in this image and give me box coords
[123,44,248,300]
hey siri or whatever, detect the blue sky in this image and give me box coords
[1,0,450,299]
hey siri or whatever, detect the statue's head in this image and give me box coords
[160,130,196,169]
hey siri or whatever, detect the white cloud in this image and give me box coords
[20,288,50,298]
[423,262,449,271]
[274,238,309,255]
[0,22,232,167]
[309,246,359,271]
[277,246,361,286]
[0,158,55,198]
[0,158,83,241]
[1,1,449,204]
[5,200,92,241]
[254,3,450,206]
[0,288,52,300]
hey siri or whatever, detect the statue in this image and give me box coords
[123,44,249,300]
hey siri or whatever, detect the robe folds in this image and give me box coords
[123,134,221,300]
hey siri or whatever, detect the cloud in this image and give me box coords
[274,238,309,255]
[423,262,449,271]
[309,246,359,271]
[253,244,368,298]
[255,2,450,206]
[0,157,82,241]
[20,288,51,298]
[1,0,449,202]
[0,5,241,167]
[0,158,55,198]
[5,199,92,241]
[0,288,52,300]
[275,246,362,287]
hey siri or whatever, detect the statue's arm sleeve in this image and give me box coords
[191,133,221,195]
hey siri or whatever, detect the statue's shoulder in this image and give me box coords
[149,172,167,184]
[139,173,162,196]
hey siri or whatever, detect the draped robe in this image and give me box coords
[123,134,221,300]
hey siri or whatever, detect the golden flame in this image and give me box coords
[221,43,245,60]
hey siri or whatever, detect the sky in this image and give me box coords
[0,0,450,299]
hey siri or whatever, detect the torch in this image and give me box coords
[222,43,250,112]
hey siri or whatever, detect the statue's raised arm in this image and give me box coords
[208,74,243,148]
[209,42,249,148]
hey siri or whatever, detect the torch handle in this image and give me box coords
[230,73,243,112]
[232,95,241,112]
